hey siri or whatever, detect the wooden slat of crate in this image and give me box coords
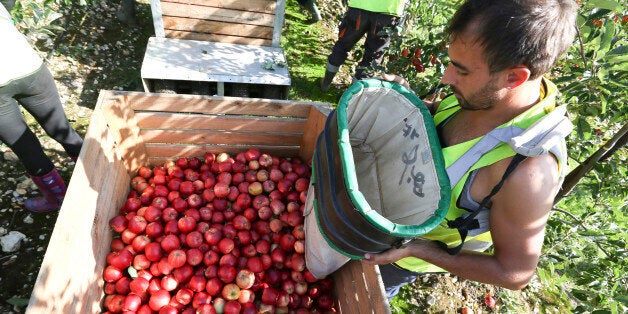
[139,129,303,146]
[152,0,283,46]
[163,16,273,40]
[145,144,302,166]
[127,93,313,117]
[160,1,275,27]
[164,0,277,14]
[162,30,272,45]
[362,263,391,312]
[133,113,306,133]
[302,106,330,159]
[26,92,131,313]
[333,262,392,314]
[102,97,149,174]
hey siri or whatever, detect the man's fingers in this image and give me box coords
[380,73,411,89]
[362,253,377,264]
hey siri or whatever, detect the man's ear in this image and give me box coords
[506,66,531,89]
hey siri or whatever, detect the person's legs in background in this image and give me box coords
[0,0,16,11]
[296,0,322,23]
[0,89,64,213]
[354,12,400,81]
[0,66,83,212]
[17,66,83,158]
[116,0,137,24]
[320,8,370,92]
[379,263,420,301]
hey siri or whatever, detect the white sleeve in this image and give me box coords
[0,4,43,86]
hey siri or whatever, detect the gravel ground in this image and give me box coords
[0,1,531,313]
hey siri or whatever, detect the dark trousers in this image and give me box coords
[327,7,400,79]
[0,65,83,176]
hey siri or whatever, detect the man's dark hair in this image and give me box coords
[447,0,578,79]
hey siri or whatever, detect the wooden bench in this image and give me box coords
[141,0,291,99]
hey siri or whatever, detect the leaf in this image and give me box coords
[596,22,616,60]
[599,94,607,114]
[572,289,592,301]
[580,24,593,40]
[6,298,30,307]
[586,0,623,11]
[580,230,603,236]
[605,45,628,63]
[37,29,55,36]
[127,266,138,278]
[616,294,628,305]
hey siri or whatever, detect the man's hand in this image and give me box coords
[380,73,412,90]
[363,238,438,265]
[363,247,408,265]
[379,73,438,113]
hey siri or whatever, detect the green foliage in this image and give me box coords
[10,0,64,42]
[9,0,101,50]
[281,0,344,104]
[557,2,627,164]
[544,193,627,313]
[547,3,628,311]
[372,0,459,98]
[6,298,29,307]
[378,0,627,312]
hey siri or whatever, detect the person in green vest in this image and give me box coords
[319,0,408,92]
[362,0,578,300]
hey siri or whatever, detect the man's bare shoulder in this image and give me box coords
[491,154,559,218]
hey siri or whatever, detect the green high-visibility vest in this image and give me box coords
[348,0,406,16]
[395,78,570,273]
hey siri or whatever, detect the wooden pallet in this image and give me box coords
[141,0,291,98]
[26,91,390,313]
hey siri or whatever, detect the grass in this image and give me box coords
[281,0,346,105]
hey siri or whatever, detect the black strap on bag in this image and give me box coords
[439,153,528,255]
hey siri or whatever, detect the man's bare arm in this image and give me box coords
[364,155,559,290]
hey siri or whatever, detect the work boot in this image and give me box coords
[25,168,67,213]
[302,0,322,23]
[319,70,337,92]
[116,0,137,25]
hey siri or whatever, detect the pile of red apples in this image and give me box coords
[103,148,336,314]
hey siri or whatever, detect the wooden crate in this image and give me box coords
[26,91,390,314]
[141,0,290,98]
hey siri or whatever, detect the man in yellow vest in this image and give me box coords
[319,0,408,92]
[363,0,578,300]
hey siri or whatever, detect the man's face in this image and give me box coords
[441,35,507,110]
